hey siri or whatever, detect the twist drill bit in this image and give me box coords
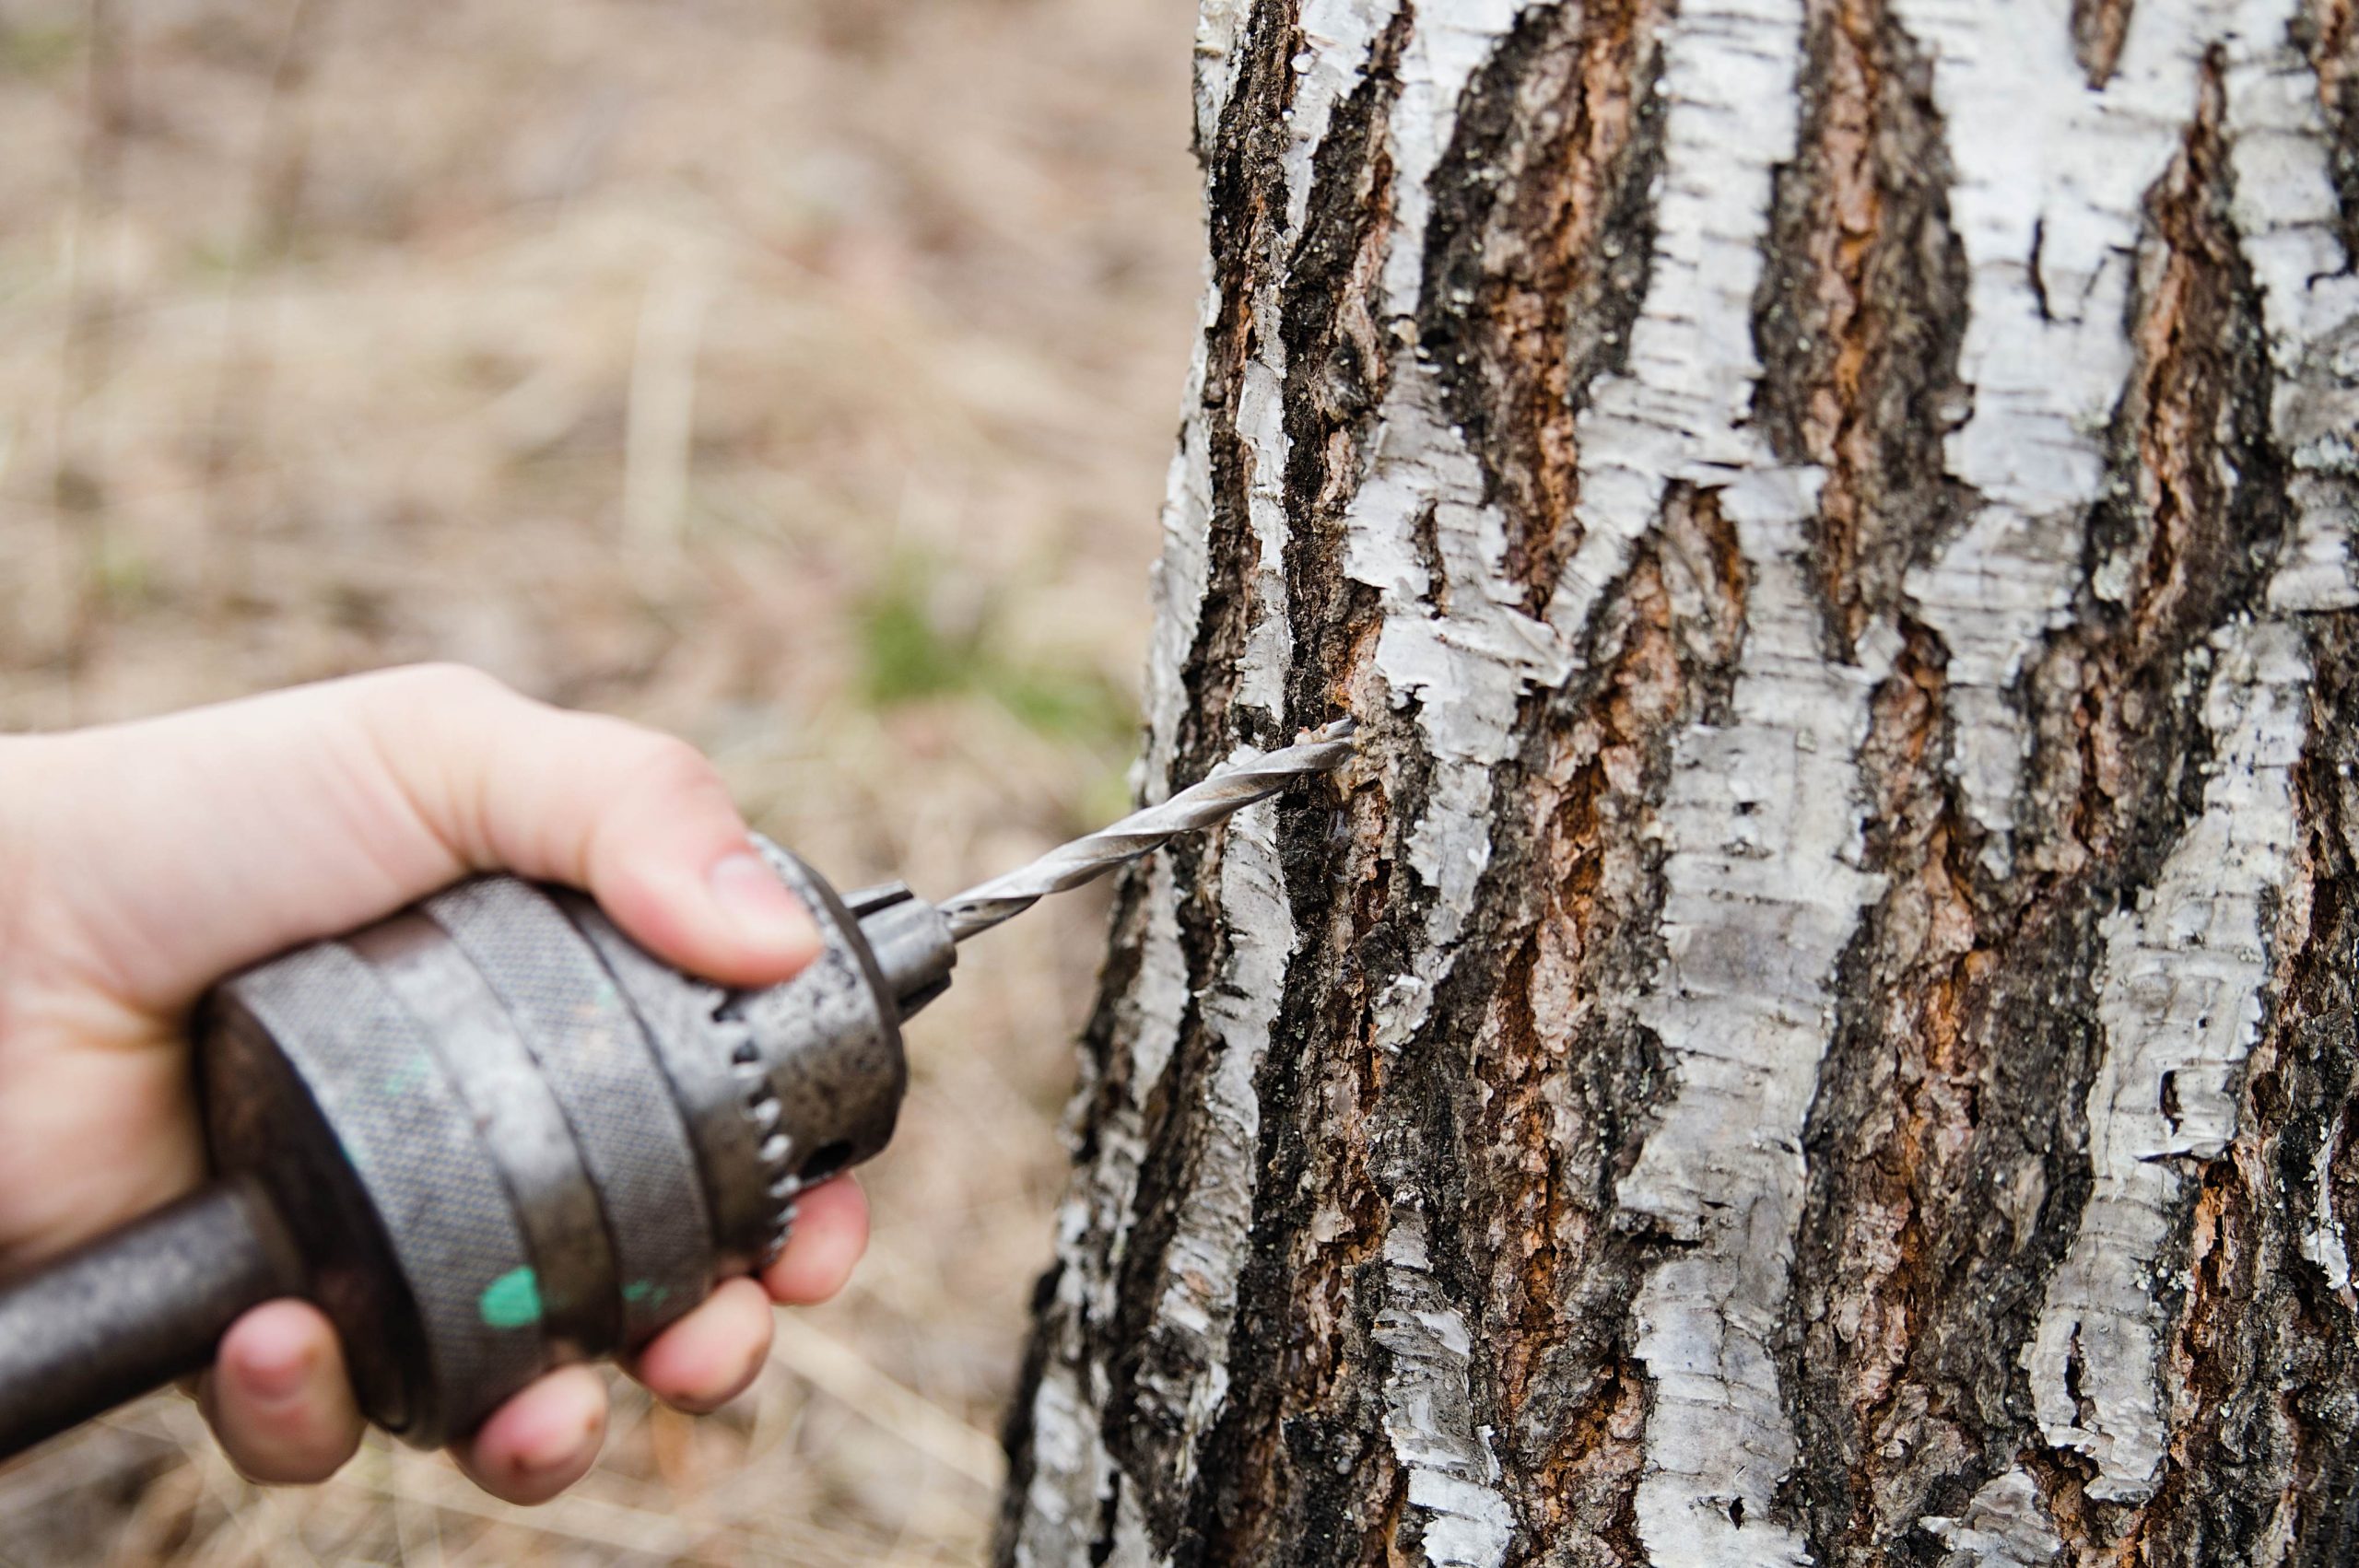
[938,718,1358,942]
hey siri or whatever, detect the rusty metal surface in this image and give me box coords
[425,879,715,1349]
[556,895,775,1276]
[351,912,616,1363]
[223,941,549,1442]
[732,841,921,1254]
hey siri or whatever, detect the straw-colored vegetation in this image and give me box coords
[0,0,1198,1560]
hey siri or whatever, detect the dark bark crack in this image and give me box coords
[1750,0,1969,661]
[1780,31,2299,1568]
[1420,0,1672,616]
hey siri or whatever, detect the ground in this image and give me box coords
[0,0,1199,1561]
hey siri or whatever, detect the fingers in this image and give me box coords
[205,1178,867,1498]
[761,1176,871,1305]
[629,1278,776,1413]
[203,1300,364,1484]
[628,1178,869,1413]
[474,1186,873,1492]
[453,1364,608,1505]
[31,664,819,1011]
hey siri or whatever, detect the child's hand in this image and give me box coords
[0,666,872,1503]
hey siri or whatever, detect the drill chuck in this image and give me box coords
[0,842,952,1455]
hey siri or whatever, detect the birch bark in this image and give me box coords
[999,0,2359,1562]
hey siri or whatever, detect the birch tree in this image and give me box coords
[996,0,2359,1562]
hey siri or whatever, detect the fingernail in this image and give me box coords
[518,1404,604,1474]
[242,1340,313,1403]
[710,850,818,957]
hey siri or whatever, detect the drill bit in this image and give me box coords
[938,719,1357,942]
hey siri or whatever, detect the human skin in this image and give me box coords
[0,664,872,1503]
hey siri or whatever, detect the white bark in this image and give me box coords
[1893,0,2212,879]
[1579,3,1889,1563]
[2024,618,2309,1502]
[1003,0,2359,1562]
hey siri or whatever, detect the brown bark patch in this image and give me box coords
[1462,486,1744,1565]
[2071,0,2136,88]
[1786,40,2295,1567]
[2094,54,2264,662]
[2124,614,2359,1564]
[1751,0,1968,658]
[1787,624,1996,1563]
[1421,0,1671,616]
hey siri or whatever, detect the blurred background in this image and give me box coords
[0,0,1200,1561]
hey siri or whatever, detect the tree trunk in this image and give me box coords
[996,0,2359,1562]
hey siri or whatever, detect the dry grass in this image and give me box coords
[0,0,1202,1560]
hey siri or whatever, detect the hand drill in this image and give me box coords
[0,723,1352,1457]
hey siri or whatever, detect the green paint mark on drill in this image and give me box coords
[621,1280,670,1307]
[478,1267,544,1328]
[380,1054,432,1098]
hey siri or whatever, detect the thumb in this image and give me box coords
[36,665,820,1009]
[347,664,821,989]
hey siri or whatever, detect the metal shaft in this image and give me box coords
[0,1181,303,1457]
[938,719,1357,941]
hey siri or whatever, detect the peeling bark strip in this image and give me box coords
[1575,1,1896,1564]
[1620,483,1887,1568]
[1922,1469,2068,1566]
[2026,621,2310,1501]
[1889,0,2213,880]
[998,0,2359,1562]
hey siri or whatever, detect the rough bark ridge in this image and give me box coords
[998,1,2359,1564]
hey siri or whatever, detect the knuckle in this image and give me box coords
[383,661,511,709]
[616,730,725,802]
[358,664,522,742]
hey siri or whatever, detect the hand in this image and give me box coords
[0,665,872,1503]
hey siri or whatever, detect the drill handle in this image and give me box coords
[0,1179,303,1458]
